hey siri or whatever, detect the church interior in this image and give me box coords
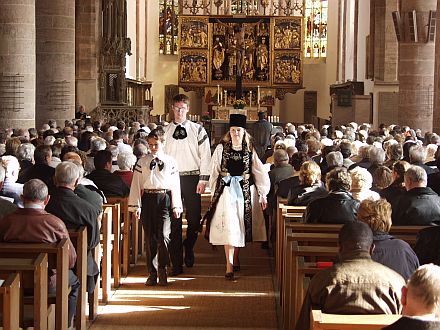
[1,0,440,329]
[2,0,440,134]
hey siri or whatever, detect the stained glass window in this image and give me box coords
[159,0,178,55]
[304,0,328,58]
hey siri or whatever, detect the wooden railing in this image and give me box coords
[90,105,152,124]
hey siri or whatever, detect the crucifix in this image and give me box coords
[210,17,262,101]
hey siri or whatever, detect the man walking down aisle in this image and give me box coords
[164,94,212,275]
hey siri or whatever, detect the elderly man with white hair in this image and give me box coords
[0,165,17,219]
[410,144,438,175]
[393,165,440,226]
[16,143,35,173]
[0,155,23,205]
[45,161,102,293]
[84,136,107,174]
[383,264,440,329]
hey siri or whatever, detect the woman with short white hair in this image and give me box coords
[113,152,137,187]
[349,166,380,201]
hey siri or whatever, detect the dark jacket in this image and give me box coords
[252,119,273,160]
[86,169,130,197]
[287,182,328,206]
[414,226,440,265]
[392,187,440,226]
[413,162,438,176]
[380,180,407,209]
[17,163,55,191]
[304,190,359,224]
[276,176,300,199]
[383,316,440,330]
[427,171,440,195]
[372,232,420,280]
[46,187,101,292]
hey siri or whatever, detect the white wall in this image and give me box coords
[126,0,136,79]
[146,0,179,115]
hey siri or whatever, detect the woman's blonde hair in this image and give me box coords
[222,129,253,152]
[299,161,321,186]
[357,198,392,232]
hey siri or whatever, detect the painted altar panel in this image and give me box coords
[179,50,209,84]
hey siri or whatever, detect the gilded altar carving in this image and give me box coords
[180,17,209,49]
[273,18,302,50]
[273,51,301,85]
[178,15,304,98]
[179,50,208,84]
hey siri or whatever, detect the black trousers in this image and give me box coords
[169,175,201,269]
[48,270,80,327]
[141,192,171,274]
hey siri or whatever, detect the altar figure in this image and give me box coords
[213,37,225,71]
[257,37,269,71]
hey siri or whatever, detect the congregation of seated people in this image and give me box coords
[0,117,440,328]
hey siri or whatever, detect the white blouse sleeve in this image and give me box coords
[252,149,271,202]
[208,144,223,193]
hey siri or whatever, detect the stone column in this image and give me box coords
[36,0,75,128]
[0,1,36,129]
[75,0,100,115]
[398,0,436,133]
[433,0,440,133]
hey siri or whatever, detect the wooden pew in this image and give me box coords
[0,273,20,329]
[0,240,69,330]
[286,223,428,236]
[282,239,338,330]
[106,196,134,276]
[68,227,87,330]
[311,309,401,329]
[275,200,306,288]
[102,202,121,288]
[100,206,112,303]
[0,255,47,330]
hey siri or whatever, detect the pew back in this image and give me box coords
[311,309,401,329]
[0,239,69,330]
[0,272,20,330]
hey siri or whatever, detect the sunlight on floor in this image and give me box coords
[99,305,191,314]
[113,289,270,298]
[122,277,196,284]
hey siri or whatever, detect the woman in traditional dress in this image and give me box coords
[203,114,270,280]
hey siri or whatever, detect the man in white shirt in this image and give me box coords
[128,129,182,286]
[164,94,212,275]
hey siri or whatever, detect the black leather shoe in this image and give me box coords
[145,274,157,286]
[184,241,195,268]
[225,272,235,281]
[158,269,168,286]
[169,267,183,276]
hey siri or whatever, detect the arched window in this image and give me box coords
[159,0,178,55]
[304,0,328,59]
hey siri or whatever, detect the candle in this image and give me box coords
[224,90,227,107]
[257,86,260,106]
[249,91,252,106]
[217,85,220,105]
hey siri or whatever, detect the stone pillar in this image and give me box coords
[398,0,436,133]
[75,0,100,114]
[36,0,75,128]
[433,0,440,133]
[0,1,36,129]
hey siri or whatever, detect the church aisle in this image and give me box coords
[89,238,278,329]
